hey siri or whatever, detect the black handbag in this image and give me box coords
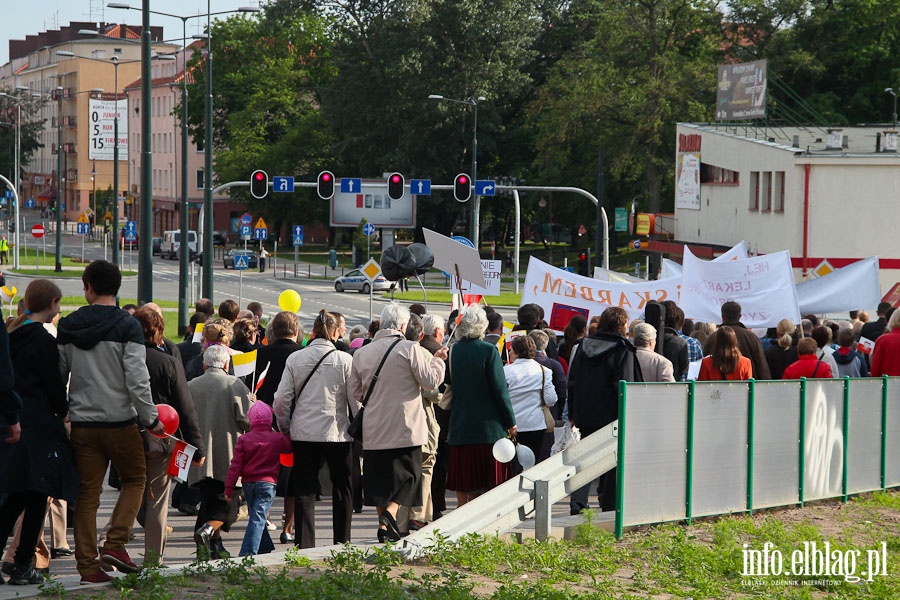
[348,337,403,441]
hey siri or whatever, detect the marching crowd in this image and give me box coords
[0,258,898,586]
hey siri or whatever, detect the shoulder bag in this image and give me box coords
[347,337,404,441]
[437,344,453,410]
[288,348,337,423]
[538,364,555,433]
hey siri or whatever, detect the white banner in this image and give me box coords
[450,259,501,296]
[522,257,681,330]
[795,256,882,314]
[89,98,128,160]
[680,247,800,328]
[658,241,747,279]
[593,266,644,283]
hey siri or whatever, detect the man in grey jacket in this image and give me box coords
[58,260,163,583]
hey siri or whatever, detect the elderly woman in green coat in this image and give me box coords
[446,304,517,506]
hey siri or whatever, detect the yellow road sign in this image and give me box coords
[77,212,90,224]
[361,258,381,283]
[254,217,267,229]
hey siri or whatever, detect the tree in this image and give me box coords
[0,91,46,189]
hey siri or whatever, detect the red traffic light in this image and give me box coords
[254,172,265,181]
[317,170,335,199]
[387,172,404,200]
[250,169,268,199]
[454,173,472,203]
[321,172,332,182]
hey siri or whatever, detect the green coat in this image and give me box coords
[447,337,515,445]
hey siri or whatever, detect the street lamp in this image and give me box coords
[0,91,23,268]
[109,2,259,317]
[429,94,486,246]
[886,88,898,129]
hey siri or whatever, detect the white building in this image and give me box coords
[667,122,900,296]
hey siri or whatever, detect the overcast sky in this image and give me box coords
[1,1,263,65]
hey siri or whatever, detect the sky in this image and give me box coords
[1,0,263,65]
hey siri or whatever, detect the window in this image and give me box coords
[196,169,205,190]
[761,172,772,212]
[700,163,739,185]
[774,171,785,212]
[749,172,759,211]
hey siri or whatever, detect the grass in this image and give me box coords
[55,297,183,337]
[385,290,523,306]
[61,491,900,599]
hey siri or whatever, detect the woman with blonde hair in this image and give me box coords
[764,319,798,380]
[690,322,717,347]
[184,318,235,380]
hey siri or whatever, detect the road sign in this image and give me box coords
[361,258,381,283]
[240,213,253,227]
[125,220,137,241]
[240,225,252,240]
[84,207,94,217]
[632,240,643,250]
[103,211,113,222]
[254,227,268,241]
[77,212,90,224]
[233,255,249,270]
[475,180,496,196]
[363,223,376,236]
[254,217,267,229]
[31,224,44,238]
[76,222,90,235]
[273,176,295,192]
[25,198,35,209]
[410,179,431,195]
[340,178,362,193]
[4,190,11,199]
[293,225,304,246]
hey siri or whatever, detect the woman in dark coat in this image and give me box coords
[0,280,77,585]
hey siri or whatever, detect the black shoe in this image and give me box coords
[279,531,294,544]
[210,537,229,560]
[353,505,363,514]
[193,523,214,557]
[376,528,387,543]
[178,503,199,516]
[50,548,74,559]
[378,512,402,542]
[0,562,13,576]
[408,519,427,531]
[8,564,44,585]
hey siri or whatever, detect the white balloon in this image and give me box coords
[516,444,536,470]
[492,437,516,463]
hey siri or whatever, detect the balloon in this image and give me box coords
[492,437,516,463]
[152,404,180,438]
[380,245,416,281]
[279,452,294,468]
[516,444,536,471]
[407,243,434,275]
[278,289,302,313]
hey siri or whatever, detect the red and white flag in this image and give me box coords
[166,439,198,483]
[254,361,270,393]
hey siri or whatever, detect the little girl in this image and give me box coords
[224,401,292,556]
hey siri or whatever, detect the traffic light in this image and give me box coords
[577,252,588,276]
[454,173,471,203]
[317,170,334,199]
[387,172,404,201]
[250,169,268,199]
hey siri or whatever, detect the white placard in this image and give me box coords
[450,260,501,296]
[89,98,128,161]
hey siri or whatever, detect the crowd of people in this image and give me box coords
[0,258,899,585]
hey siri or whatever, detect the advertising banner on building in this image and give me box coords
[88,98,128,161]
[716,59,767,121]
[330,181,416,228]
[676,152,701,210]
[680,246,799,328]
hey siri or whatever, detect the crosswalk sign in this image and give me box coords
[234,255,249,270]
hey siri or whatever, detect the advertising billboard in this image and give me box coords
[715,60,767,121]
[89,98,128,160]
[330,180,416,228]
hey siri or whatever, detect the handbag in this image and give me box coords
[538,365,554,433]
[348,337,404,441]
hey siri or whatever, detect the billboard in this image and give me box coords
[715,59,767,121]
[89,98,128,160]
[330,180,416,228]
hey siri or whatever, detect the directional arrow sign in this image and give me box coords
[273,176,295,192]
[340,178,362,193]
[475,180,496,196]
[254,227,268,240]
[77,222,90,235]
[293,225,304,247]
[410,179,431,195]
[25,198,35,209]
[363,223,376,236]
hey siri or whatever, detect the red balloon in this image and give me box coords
[279,452,294,467]
[152,404,180,438]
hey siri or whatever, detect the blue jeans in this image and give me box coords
[239,481,276,556]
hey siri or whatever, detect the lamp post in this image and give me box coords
[886,88,898,130]
[428,94,486,246]
[91,160,96,239]
[0,92,22,268]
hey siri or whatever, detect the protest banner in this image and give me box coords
[795,256,882,314]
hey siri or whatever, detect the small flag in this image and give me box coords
[858,336,875,355]
[192,322,205,344]
[231,349,257,378]
[254,361,270,393]
[166,439,198,483]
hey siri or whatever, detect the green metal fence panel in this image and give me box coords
[885,378,900,488]
[846,378,883,495]
[752,381,801,509]
[802,379,846,502]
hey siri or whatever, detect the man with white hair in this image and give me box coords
[632,322,675,382]
[421,314,445,355]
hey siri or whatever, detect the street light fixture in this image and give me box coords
[886,88,898,130]
[109,2,259,318]
[0,92,23,268]
[428,94,487,246]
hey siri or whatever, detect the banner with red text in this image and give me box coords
[680,247,799,328]
[522,257,681,330]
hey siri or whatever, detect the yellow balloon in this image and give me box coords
[277,289,302,313]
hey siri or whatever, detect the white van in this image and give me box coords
[162,230,198,260]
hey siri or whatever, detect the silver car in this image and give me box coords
[334,269,392,293]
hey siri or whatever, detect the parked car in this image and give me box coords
[151,237,161,256]
[162,230,198,260]
[333,270,392,294]
[223,248,258,269]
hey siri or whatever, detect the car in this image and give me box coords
[333,269,392,294]
[151,237,161,256]
[119,230,138,250]
[223,248,258,269]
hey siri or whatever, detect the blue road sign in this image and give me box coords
[240,225,252,239]
[273,176,295,192]
[293,225,304,246]
[25,198,35,209]
[233,255,249,270]
[4,190,11,199]
[125,221,137,241]
[475,180,496,196]
[240,213,253,227]
[77,222,90,235]
[254,227,268,240]
[0,198,6,206]
[340,178,362,193]
[363,223,376,236]
[410,179,431,195]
